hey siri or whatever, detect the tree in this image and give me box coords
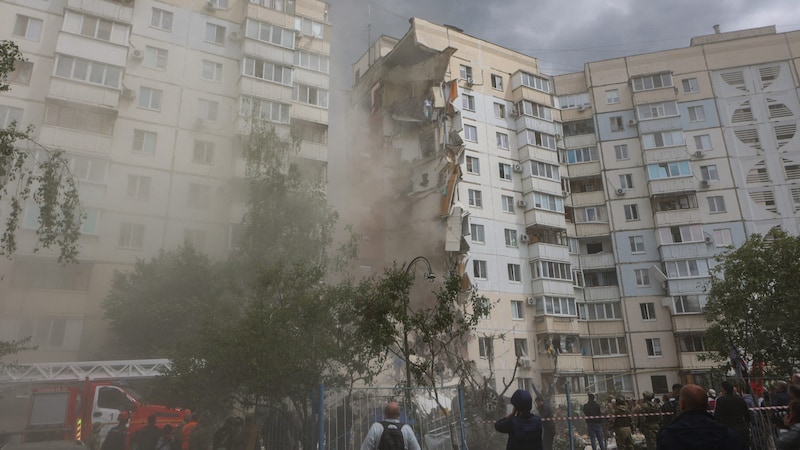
[704,228,800,376]
[1,40,82,262]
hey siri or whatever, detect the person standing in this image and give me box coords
[634,391,661,450]
[101,412,129,450]
[713,380,751,447]
[582,393,605,450]
[777,400,800,450]
[661,384,682,426]
[611,396,633,450]
[657,384,745,450]
[132,414,161,450]
[535,397,555,450]
[156,425,176,450]
[495,390,543,450]
[182,415,199,450]
[360,401,421,450]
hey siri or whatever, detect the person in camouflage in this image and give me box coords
[633,391,661,450]
[611,396,634,450]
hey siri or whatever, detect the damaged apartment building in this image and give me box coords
[347,18,800,401]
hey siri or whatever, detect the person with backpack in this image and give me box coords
[495,389,544,450]
[360,401,421,450]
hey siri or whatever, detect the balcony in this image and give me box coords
[643,146,691,164]
[238,76,293,103]
[518,145,559,165]
[573,222,611,237]
[590,355,630,372]
[48,78,121,109]
[510,84,552,107]
[531,279,575,297]
[570,190,605,208]
[514,116,558,135]
[579,252,615,268]
[637,117,683,135]
[659,242,710,260]
[524,208,566,229]
[581,286,620,301]
[666,278,708,295]
[522,177,561,196]
[55,32,128,67]
[38,126,113,154]
[632,86,677,105]
[67,0,133,22]
[243,39,294,66]
[578,319,625,336]
[292,102,328,125]
[565,161,601,178]
[679,353,717,370]
[537,353,584,372]
[527,243,570,261]
[533,315,580,334]
[671,314,708,332]
[653,209,704,227]
[296,140,327,162]
[647,176,697,196]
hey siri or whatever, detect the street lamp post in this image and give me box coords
[402,256,435,417]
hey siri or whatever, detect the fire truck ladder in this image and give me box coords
[0,359,171,383]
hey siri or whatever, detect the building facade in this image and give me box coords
[0,0,330,362]
[347,20,800,400]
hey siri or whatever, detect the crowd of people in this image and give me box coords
[88,413,260,450]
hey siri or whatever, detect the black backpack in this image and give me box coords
[377,421,405,450]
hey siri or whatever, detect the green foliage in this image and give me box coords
[0,40,82,262]
[704,228,800,375]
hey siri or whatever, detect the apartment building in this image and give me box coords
[347,20,800,400]
[0,0,330,363]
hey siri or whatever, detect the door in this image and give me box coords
[91,386,135,441]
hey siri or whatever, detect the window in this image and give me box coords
[143,47,168,70]
[184,229,207,250]
[0,105,23,129]
[659,225,703,244]
[632,73,673,92]
[647,161,691,179]
[130,130,157,155]
[44,103,115,135]
[508,264,522,282]
[700,165,719,181]
[654,194,698,212]
[470,223,485,243]
[642,130,685,149]
[674,295,704,314]
[197,99,219,122]
[54,55,122,88]
[208,0,228,8]
[80,209,100,235]
[473,260,488,279]
[563,119,595,136]
[12,259,92,291]
[14,15,43,41]
[511,300,524,318]
[606,89,620,104]
[138,87,163,111]
[614,144,629,161]
[293,50,329,73]
[205,23,225,45]
[243,57,293,85]
[465,156,480,174]
[590,337,627,356]
[619,174,633,190]
[501,195,515,213]
[150,8,173,31]
[75,14,125,42]
[240,97,290,124]
[610,116,624,132]
[491,74,503,90]
[624,204,640,221]
[519,72,550,92]
[119,223,145,249]
[583,270,618,287]
[708,196,726,213]
[713,228,733,247]
[574,206,607,223]
[293,85,328,108]
[636,101,679,120]
[629,235,645,253]
[640,303,656,321]
[634,269,650,286]
[665,260,702,278]
[682,78,699,93]
[680,335,707,352]
[67,154,107,183]
[578,302,622,320]
[688,105,706,122]
[504,229,517,247]
[499,163,512,181]
[468,189,482,208]
[463,124,477,142]
[694,134,712,151]
[515,100,553,121]
[9,60,33,85]
[462,94,475,111]
[514,338,528,357]
[193,140,215,164]
[521,130,556,150]
[533,192,564,212]
[188,184,210,209]
[536,297,577,317]
[586,242,603,254]
[559,93,590,109]
[496,132,509,149]
[565,147,599,164]
[201,60,223,82]
[459,65,473,81]
[532,260,572,280]
[246,18,295,48]
[126,175,151,200]
[294,15,323,38]
[585,374,633,393]
[646,338,662,357]
[493,102,506,118]
[530,161,560,180]
[16,317,82,349]
[478,336,493,358]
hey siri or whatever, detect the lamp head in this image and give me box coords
[425,272,436,283]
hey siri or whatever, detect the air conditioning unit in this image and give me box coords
[516,199,527,208]
[132,49,144,60]
[628,119,637,126]
[205,1,216,11]
[616,188,625,196]
[704,236,713,243]
[229,31,242,41]
[526,297,536,306]
[694,150,704,158]
[555,134,563,140]
[519,357,532,368]
[510,108,520,117]
[700,179,710,188]
[577,105,585,112]
[562,190,569,197]
[121,88,136,99]
[520,234,529,243]
[465,77,474,86]
[512,163,523,173]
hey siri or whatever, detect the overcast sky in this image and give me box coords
[328,0,800,88]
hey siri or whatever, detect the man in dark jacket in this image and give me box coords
[657,384,746,450]
[102,411,130,450]
[535,396,555,450]
[132,414,161,450]
[612,396,633,450]
[495,390,543,450]
[713,380,751,447]
[582,394,605,450]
